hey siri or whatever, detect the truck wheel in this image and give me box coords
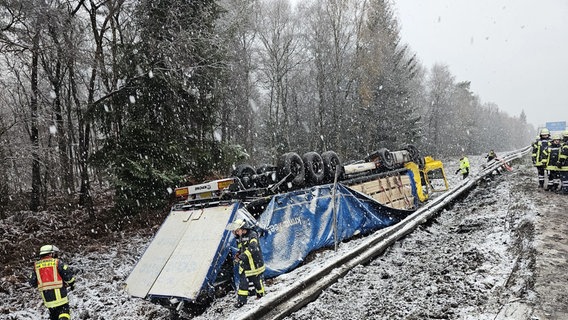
[256,164,277,187]
[277,152,305,189]
[302,152,324,185]
[232,164,256,189]
[377,148,395,170]
[321,151,341,183]
[404,144,420,163]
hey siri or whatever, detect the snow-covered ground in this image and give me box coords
[2,154,567,319]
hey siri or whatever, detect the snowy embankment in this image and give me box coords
[4,154,562,320]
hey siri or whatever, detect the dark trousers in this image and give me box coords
[546,170,559,190]
[536,166,545,187]
[560,171,568,193]
[237,271,265,304]
[48,303,70,320]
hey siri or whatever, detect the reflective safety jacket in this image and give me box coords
[236,230,265,277]
[29,257,75,308]
[555,144,568,171]
[543,142,568,171]
[532,138,550,166]
[458,157,470,175]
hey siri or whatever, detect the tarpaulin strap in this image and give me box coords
[395,174,412,208]
[378,178,392,204]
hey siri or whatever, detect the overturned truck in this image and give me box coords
[125,146,448,307]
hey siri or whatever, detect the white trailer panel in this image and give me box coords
[125,203,237,300]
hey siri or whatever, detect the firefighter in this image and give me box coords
[542,134,563,192]
[558,131,568,194]
[226,218,265,308]
[484,149,503,175]
[29,245,75,320]
[485,149,497,162]
[532,128,551,188]
[455,155,470,179]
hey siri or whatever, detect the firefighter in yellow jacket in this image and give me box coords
[560,130,568,194]
[542,134,564,191]
[29,245,76,320]
[226,219,265,308]
[455,155,470,179]
[548,131,568,194]
[532,128,551,188]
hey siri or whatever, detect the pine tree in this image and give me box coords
[90,0,226,214]
[356,0,421,152]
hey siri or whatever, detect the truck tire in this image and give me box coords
[232,164,256,189]
[302,152,324,186]
[277,152,305,189]
[404,144,420,163]
[321,151,341,183]
[377,148,396,170]
[256,164,277,187]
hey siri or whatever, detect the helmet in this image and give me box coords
[540,128,550,136]
[226,219,247,231]
[562,130,568,138]
[39,244,60,256]
[551,133,562,140]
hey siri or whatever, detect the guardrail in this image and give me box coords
[235,146,532,320]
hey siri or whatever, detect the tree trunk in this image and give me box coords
[30,29,41,212]
[78,123,92,208]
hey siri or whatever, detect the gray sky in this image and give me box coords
[394,0,568,129]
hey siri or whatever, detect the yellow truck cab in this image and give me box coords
[405,156,449,202]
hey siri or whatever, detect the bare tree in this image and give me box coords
[425,64,455,156]
[297,0,362,157]
[217,0,260,161]
[255,0,298,156]
[0,1,48,210]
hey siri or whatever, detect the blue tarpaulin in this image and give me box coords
[257,183,413,278]
[128,174,416,301]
